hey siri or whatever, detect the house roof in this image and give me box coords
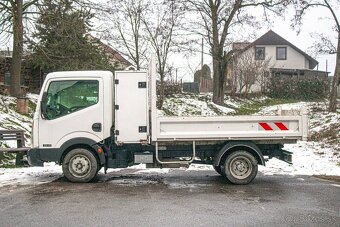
[98,42,132,67]
[234,30,318,69]
[255,30,318,69]
[86,35,132,67]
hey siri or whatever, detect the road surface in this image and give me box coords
[0,168,339,226]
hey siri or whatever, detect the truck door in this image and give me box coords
[38,78,104,148]
[115,71,148,143]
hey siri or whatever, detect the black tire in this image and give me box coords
[213,165,223,176]
[223,150,258,185]
[62,148,98,183]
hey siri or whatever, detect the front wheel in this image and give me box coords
[62,148,98,183]
[223,151,258,185]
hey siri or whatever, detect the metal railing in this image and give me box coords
[0,130,30,165]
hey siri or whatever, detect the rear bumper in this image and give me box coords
[27,148,44,167]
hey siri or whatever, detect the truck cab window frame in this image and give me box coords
[43,80,99,120]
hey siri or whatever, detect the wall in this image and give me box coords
[253,45,308,70]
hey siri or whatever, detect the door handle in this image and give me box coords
[92,123,102,132]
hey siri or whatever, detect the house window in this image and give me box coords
[255,47,265,60]
[277,47,287,60]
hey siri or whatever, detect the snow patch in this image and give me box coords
[259,141,340,176]
[0,163,62,188]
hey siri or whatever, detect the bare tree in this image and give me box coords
[0,0,39,97]
[186,0,289,105]
[98,0,149,70]
[231,48,271,97]
[142,0,184,108]
[293,0,339,112]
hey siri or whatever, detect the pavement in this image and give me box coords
[0,168,339,227]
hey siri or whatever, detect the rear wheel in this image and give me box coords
[62,148,98,183]
[223,150,258,185]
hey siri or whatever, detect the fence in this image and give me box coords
[0,130,30,165]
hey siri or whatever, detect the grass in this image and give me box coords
[163,94,303,117]
[0,152,16,168]
[233,98,300,115]
[0,164,20,168]
[28,100,37,112]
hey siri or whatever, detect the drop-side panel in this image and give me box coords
[156,115,306,141]
[115,71,148,143]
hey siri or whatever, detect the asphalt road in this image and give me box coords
[0,169,339,227]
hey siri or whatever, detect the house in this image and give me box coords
[227,30,328,94]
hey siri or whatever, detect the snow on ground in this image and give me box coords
[0,93,38,147]
[257,100,340,176]
[161,93,235,116]
[260,141,340,176]
[0,163,62,188]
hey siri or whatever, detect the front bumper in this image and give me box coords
[27,148,44,166]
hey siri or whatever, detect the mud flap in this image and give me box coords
[271,148,292,164]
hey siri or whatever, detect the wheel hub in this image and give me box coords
[230,157,252,179]
[69,155,91,177]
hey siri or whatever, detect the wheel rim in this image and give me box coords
[68,154,92,178]
[229,156,253,180]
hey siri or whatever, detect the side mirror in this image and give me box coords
[41,92,48,119]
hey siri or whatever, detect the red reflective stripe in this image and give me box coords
[275,122,288,131]
[259,122,273,131]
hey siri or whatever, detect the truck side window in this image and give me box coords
[44,80,99,120]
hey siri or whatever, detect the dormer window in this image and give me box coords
[255,47,265,60]
[277,47,287,60]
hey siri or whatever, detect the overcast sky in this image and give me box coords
[0,3,338,81]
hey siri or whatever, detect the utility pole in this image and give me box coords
[201,38,203,69]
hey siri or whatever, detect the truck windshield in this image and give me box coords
[43,80,99,120]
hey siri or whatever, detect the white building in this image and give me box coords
[228,30,327,94]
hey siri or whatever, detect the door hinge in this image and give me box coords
[138,126,147,133]
[115,79,119,84]
[115,105,119,110]
[115,130,119,135]
[138,82,147,88]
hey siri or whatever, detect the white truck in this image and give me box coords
[28,59,309,184]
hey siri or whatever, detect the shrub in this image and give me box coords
[267,78,328,100]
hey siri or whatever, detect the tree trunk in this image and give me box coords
[328,32,340,112]
[157,61,165,109]
[212,57,225,104]
[10,0,24,98]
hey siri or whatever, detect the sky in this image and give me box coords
[0,3,338,81]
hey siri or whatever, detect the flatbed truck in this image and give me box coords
[28,59,308,184]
